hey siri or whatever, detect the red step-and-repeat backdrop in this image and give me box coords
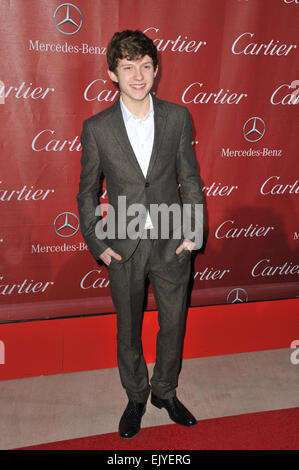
[0,0,298,322]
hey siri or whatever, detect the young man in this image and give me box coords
[77,30,204,439]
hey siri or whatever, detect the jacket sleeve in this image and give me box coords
[77,120,109,260]
[176,107,205,249]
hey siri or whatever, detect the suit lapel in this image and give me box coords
[109,101,146,180]
[108,96,168,180]
[146,96,167,178]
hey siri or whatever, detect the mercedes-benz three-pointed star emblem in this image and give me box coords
[53,3,83,35]
[54,212,80,237]
[243,117,266,143]
[227,288,249,304]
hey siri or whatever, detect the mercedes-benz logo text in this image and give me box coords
[243,117,266,143]
[53,3,83,35]
[54,212,80,237]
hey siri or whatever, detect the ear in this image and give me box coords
[107,69,118,84]
[154,65,159,79]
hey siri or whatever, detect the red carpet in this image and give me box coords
[17,407,299,450]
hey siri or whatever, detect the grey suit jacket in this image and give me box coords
[77,95,204,264]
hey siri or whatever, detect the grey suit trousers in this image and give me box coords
[107,232,191,402]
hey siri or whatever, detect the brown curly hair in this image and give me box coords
[107,30,158,72]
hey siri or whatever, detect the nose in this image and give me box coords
[133,67,143,81]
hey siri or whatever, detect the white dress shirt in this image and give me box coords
[120,95,154,229]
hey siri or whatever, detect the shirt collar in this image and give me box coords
[120,94,154,123]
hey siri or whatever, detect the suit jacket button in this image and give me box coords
[145,182,150,188]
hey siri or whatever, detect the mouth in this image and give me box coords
[131,84,146,90]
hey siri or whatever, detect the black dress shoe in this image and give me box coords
[118,401,146,439]
[151,393,197,427]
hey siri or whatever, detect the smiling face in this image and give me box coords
[108,54,158,111]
